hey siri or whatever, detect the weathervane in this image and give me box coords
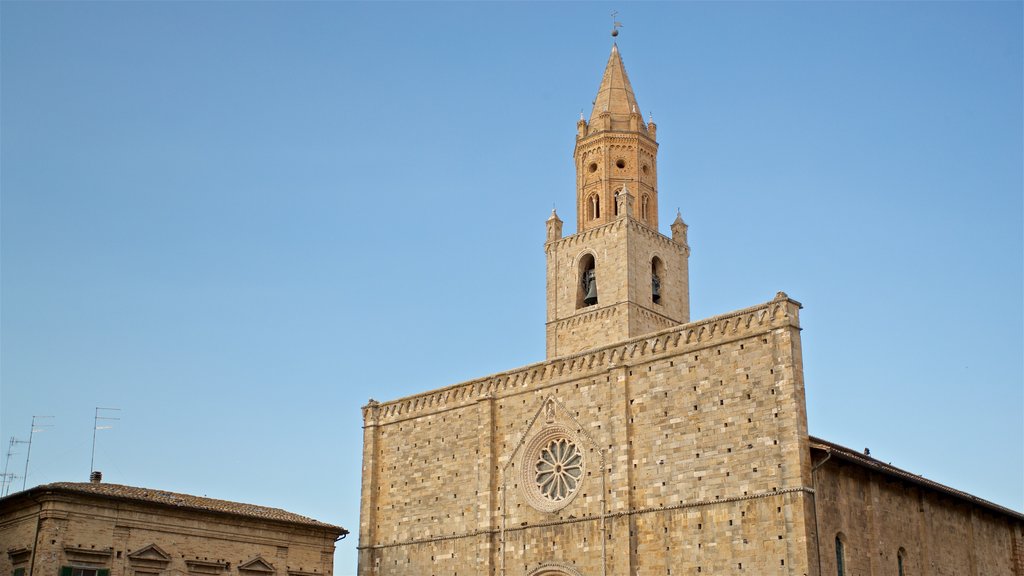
[611,11,623,37]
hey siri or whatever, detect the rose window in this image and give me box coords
[535,438,583,501]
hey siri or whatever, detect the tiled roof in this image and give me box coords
[809,436,1023,522]
[18,482,347,533]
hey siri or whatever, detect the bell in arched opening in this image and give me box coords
[583,269,598,306]
[651,256,664,304]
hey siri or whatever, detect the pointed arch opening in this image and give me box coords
[897,547,907,576]
[651,256,664,305]
[641,194,650,222]
[577,253,597,309]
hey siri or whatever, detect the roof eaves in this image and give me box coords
[809,435,1023,522]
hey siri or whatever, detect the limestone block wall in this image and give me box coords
[623,220,688,329]
[359,294,814,576]
[812,456,1024,576]
[0,493,337,576]
[544,218,689,359]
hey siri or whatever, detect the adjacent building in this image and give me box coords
[0,475,347,576]
[356,43,1024,575]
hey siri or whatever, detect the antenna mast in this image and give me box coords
[90,407,121,475]
[22,415,54,491]
[2,437,27,496]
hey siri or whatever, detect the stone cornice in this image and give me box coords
[545,218,625,251]
[363,294,802,426]
[574,130,658,153]
[544,303,619,330]
[625,217,684,251]
[545,215,683,253]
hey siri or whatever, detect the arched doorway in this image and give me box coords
[526,563,584,576]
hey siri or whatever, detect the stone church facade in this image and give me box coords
[357,45,1023,576]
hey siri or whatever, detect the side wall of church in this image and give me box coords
[359,295,817,576]
[813,457,1024,576]
[0,494,337,576]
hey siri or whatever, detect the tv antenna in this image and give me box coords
[2,436,27,496]
[91,407,121,475]
[22,415,54,490]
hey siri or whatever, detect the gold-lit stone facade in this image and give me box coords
[357,44,1023,576]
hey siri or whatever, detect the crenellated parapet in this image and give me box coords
[364,293,802,426]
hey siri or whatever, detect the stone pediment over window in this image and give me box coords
[64,547,113,564]
[238,558,275,574]
[7,547,31,565]
[128,545,171,570]
[185,560,228,575]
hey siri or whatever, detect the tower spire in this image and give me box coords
[588,44,643,130]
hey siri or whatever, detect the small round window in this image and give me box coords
[615,159,626,169]
[588,162,598,173]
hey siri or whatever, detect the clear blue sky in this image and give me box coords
[2,2,1021,573]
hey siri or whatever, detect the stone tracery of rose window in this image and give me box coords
[535,438,583,501]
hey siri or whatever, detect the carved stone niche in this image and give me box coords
[64,547,113,566]
[238,558,275,576]
[128,545,171,573]
[185,560,228,576]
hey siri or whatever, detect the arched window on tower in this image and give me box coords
[641,194,650,221]
[651,256,664,304]
[613,190,620,216]
[897,548,906,576]
[577,253,597,308]
[835,534,846,576]
[587,194,600,220]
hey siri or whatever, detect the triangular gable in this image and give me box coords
[238,558,275,573]
[128,545,171,563]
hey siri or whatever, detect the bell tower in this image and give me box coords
[545,44,690,359]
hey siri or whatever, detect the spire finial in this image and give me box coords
[610,10,622,37]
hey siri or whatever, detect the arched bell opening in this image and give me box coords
[651,256,665,304]
[577,253,598,309]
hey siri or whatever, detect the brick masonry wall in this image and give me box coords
[0,494,337,576]
[812,458,1023,576]
[359,295,815,576]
